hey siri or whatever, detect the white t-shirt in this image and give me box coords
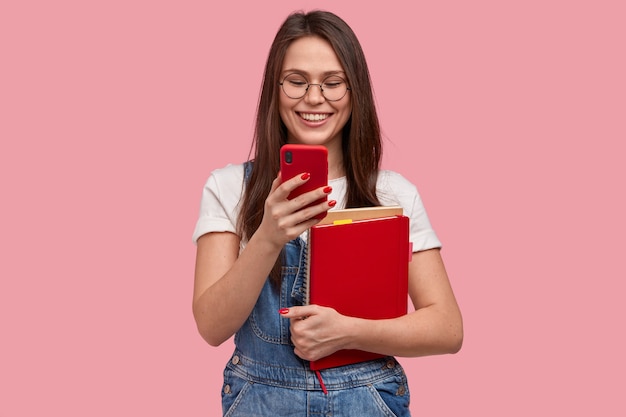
[192,163,442,252]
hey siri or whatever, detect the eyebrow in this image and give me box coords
[281,69,346,77]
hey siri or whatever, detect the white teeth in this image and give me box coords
[300,113,329,121]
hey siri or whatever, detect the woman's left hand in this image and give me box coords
[279,305,351,362]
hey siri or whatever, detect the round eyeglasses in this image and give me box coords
[279,73,351,102]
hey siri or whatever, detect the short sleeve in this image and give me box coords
[192,164,245,244]
[376,171,442,252]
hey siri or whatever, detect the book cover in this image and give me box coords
[305,211,411,370]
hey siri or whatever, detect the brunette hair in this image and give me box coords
[238,10,382,285]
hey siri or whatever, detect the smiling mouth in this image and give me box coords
[299,112,330,122]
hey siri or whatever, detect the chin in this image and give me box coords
[291,132,341,147]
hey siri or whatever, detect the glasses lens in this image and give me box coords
[282,74,308,99]
[280,74,350,101]
[321,76,348,101]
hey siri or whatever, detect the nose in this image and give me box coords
[304,83,325,104]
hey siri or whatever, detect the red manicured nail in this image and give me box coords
[328,200,337,207]
[301,173,310,180]
[279,308,289,314]
[323,186,332,193]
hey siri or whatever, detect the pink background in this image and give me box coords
[1,0,624,415]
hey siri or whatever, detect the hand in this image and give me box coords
[279,305,350,362]
[255,173,334,249]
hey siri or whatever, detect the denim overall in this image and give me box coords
[220,163,411,417]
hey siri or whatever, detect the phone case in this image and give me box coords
[280,144,329,220]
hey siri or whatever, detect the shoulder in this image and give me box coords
[208,163,246,184]
[203,162,248,193]
[377,169,415,187]
[200,162,247,207]
[376,170,420,203]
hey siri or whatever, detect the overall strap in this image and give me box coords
[243,160,253,183]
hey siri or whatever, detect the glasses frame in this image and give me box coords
[279,73,351,102]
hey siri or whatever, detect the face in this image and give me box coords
[279,36,352,149]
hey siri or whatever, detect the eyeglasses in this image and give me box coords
[279,73,351,102]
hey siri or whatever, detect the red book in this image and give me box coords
[305,209,411,370]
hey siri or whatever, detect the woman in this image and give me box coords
[192,10,463,416]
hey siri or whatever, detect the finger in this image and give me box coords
[285,189,334,221]
[280,172,313,197]
[278,306,317,319]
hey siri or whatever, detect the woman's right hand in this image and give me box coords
[256,172,335,249]
[193,171,334,347]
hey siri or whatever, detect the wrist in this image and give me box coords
[248,228,285,255]
[342,316,368,351]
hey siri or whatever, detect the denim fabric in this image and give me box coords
[220,162,411,416]
[222,353,410,416]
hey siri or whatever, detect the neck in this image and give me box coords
[326,141,345,180]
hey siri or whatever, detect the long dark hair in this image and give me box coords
[238,10,382,285]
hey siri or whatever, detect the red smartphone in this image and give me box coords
[280,144,329,220]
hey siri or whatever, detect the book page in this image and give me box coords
[318,205,403,225]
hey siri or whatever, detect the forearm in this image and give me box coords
[346,304,463,357]
[193,233,282,346]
